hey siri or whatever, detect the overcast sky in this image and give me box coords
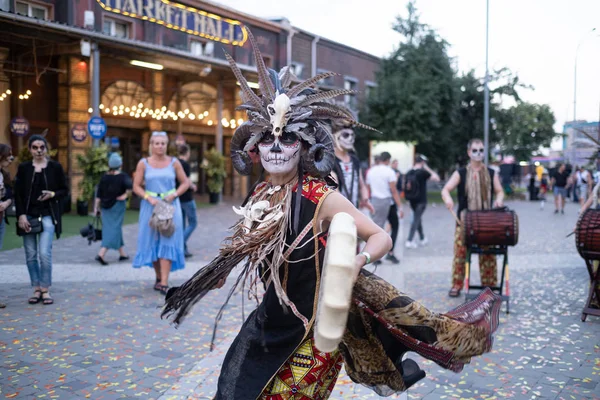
[221,0,600,136]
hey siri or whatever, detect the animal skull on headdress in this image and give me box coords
[268,93,292,137]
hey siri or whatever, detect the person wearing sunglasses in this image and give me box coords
[14,135,69,305]
[441,138,504,297]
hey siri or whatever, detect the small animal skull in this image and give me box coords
[267,93,291,137]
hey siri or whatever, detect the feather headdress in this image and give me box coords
[229,27,379,178]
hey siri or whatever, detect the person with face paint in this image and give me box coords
[163,28,502,400]
[331,123,373,212]
[441,139,505,297]
[132,131,190,295]
[14,135,69,305]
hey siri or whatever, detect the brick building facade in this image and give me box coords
[0,1,379,202]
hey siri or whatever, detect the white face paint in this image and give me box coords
[258,132,301,175]
[335,129,355,151]
[469,144,485,162]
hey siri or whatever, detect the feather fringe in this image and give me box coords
[162,179,308,333]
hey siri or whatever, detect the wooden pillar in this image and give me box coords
[57,55,92,203]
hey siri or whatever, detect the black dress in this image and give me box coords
[216,178,331,399]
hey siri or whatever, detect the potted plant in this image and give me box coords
[201,148,227,204]
[76,144,109,215]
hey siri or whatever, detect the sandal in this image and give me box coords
[118,255,130,261]
[153,279,162,291]
[95,255,109,266]
[41,291,54,305]
[158,285,169,296]
[448,286,461,298]
[28,289,42,304]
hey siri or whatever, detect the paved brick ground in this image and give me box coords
[1,197,599,399]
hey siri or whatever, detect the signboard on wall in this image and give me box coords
[96,0,247,46]
[71,123,88,142]
[88,116,107,140]
[10,117,29,137]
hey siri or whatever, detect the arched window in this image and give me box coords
[100,80,153,118]
[167,82,237,128]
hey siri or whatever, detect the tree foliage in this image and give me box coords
[495,103,556,161]
[360,0,557,171]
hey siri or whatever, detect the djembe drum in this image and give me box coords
[575,209,600,321]
[464,208,519,247]
[461,207,517,313]
[576,209,600,260]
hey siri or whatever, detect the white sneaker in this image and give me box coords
[420,237,429,246]
[405,240,418,249]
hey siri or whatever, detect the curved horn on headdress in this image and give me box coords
[302,125,336,177]
[230,122,255,175]
[246,27,275,101]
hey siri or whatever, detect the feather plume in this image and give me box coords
[223,51,262,108]
[246,27,275,101]
[298,89,358,107]
[287,72,340,98]
[279,65,295,89]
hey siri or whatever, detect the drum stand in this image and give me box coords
[464,245,510,313]
[581,259,600,322]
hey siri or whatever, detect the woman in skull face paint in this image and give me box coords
[163,27,503,400]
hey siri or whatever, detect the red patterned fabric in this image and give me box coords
[260,338,343,400]
[296,175,331,205]
[452,225,497,288]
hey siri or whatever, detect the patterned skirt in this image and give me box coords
[259,338,343,400]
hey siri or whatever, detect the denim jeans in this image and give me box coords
[180,200,197,253]
[0,218,5,250]
[408,202,427,241]
[23,216,55,288]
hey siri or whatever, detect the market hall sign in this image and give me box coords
[97,0,247,46]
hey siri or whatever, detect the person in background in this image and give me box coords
[0,143,15,308]
[551,163,570,214]
[94,153,132,265]
[15,135,69,305]
[540,171,549,210]
[366,151,403,265]
[386,159,401,262]
[177,144,198,258]
[441,139,504,297]
[404,154,440,249]
[576,165,592,208]
[132,131,189,295]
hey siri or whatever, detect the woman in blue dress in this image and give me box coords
[132,131,190,295]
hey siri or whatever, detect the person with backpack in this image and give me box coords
[404,154,440,249]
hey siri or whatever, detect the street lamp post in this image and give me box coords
[483,0,490,167]
[573,28,597,122]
